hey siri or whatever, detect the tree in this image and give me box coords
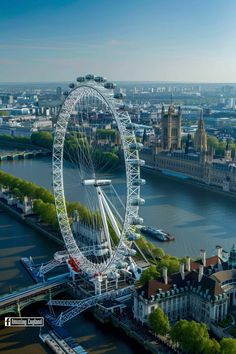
[31,131,53,149]
[0,111,8,116]
[139,265,160,285]
[220,338,236,354]
[149,307,170,336]
[12,187,22,199]
[156,256,180,275]
[202,338,220,354]
[151,246,165,259]
[33,199,58,229]
[171,320,210,354]
[96,129,117,141]
[207,136,219,149]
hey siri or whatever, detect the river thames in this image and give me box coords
[0,156,236,353]
[0,181,141,353]
[1,156,235,257]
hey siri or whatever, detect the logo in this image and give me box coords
[5,317,44,327]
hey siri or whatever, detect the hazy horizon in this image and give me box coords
[1,80,236,85]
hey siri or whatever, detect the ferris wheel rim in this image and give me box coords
[52,80,142,276]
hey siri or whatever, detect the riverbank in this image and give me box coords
[0,169,171,267]
[0,198,63,246]
[92,306,177,354]
[143,164,236,200]
[0,177,176,353]
[0,137,50,151]
[0,209,142,354]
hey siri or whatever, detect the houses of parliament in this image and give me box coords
[143,105,236,194]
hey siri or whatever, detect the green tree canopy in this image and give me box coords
[139,265,160,285]
[96,129,117,141]
[0,170,54,203]
[207,136,219,149]
[220,338,236,354]
[0,134,31,144]
[171,320,210,354]
[31,131,53,149]
[202,338,220,354]
[151,246,165,259]
[149,307,170,336]
[156,256,180,275]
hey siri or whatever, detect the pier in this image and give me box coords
[39,330,87,354]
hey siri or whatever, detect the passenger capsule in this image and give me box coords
[69,83,75,89]
[114,92,126,99]
[130,197,145,206]
[117,261,128,269]
[132,178,146,186]
[127,232,141,241]
[126,123,136,130]
[119,104,128,111]
[104,82,116,89]
[129,216,144,225]
[63,91,69,96]
[129,143,143,151]
[127,159,145,166]
[85,74,95,80]
[94,76,105,83]
[76,76,85,82]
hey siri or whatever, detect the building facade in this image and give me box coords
[133,246,236,327]
[142,107,236,194]
[161,105,181,150]
[194,110,208,153]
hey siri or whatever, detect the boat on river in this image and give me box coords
[140,226,175,242]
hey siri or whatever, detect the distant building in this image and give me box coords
[194,110,208,153]
[142,107,236,195]
[161,105,181,150]
[133,246,236,327]
[0,95,14,106]
[0,124,33,137]
[56,86,62,97]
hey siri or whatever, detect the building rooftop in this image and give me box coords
[211,269,236,284]
[191,255,219,270]
[137,269,225,300]
[135,251,232,301]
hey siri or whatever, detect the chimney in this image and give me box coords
[163,267,168,285]
[198,265,204,282]
[186,256,191,272]
[200,249,206,267]
[179,263,185,280]
[216,245,222,261]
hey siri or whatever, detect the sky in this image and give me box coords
[1,0,236,83]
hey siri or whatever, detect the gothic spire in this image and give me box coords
[198,109,205,131]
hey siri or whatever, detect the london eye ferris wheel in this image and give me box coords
[52,74,146,281]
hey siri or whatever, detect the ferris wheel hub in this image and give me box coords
[82,179,112,186]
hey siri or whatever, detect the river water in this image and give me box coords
[1,157,235,258]
[0,158,144,354]
[0,194,141,352]
[0,156,236,353]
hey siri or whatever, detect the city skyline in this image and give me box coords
[1,0,236,83]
